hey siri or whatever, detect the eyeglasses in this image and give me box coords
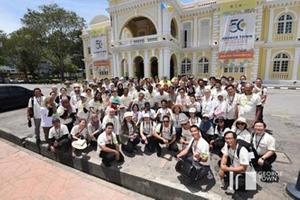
[163,121,170,123]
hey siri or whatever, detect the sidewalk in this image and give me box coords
[0,139,151,200]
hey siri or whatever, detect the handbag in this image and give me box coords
[175,159,197,179]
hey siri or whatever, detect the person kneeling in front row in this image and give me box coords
[48,118,71,153]
[153,115,178,157]
[97,122,124,167]
[176,125,211,182]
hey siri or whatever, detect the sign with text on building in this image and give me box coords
[219,12,256,59]
[220,0,256,14]
[91,36,107,60]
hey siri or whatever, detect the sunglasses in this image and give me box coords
[236,122,246,126]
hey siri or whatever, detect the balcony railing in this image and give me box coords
[270,72,289,80]
[273,33,295,41]
[117,34,178,47]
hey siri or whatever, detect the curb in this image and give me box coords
[266,86,300,90]
[0,129,221,200]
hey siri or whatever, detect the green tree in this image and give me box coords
[21,4,85,81]
[0,30,8,66]
[5,28,42,80]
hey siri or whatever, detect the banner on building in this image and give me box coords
[218,12,256,59]
[220,0,256,14]
[91,36,108,60]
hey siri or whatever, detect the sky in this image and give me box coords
[0,0,195,34]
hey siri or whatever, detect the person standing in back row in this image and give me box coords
[27,88,45,144]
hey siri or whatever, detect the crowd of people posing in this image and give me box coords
[27,75,277,193]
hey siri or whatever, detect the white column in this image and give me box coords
[116,53,121,77]
[264,48,272,81]
[112,54,116,77]
[159,48,164,78]
[267,8,274,43]
[158,4,162,35]
[128,52,133,77]
[193,16,198,47]
[163,48,170,78]
[211,49,218,76]
[144,50,150,78]
[251,48,260,80]
[297,12,300,39]
[192,52,197,75]
[292,47,300,80]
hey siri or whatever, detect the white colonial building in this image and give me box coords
[82,0,300,82]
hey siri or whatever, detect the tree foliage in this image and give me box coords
[5,28,42,80]
[21,4,85,80]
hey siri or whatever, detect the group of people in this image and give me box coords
[27,74,276,192]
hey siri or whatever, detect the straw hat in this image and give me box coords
[72,139,87,150]
[124,111,133,118]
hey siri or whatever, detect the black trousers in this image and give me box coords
[49,134,71,152]
[141,136,157,152]
[99,144,124,166]
[253,153,277,172]
[179,154,210,181]
[225,119,235,129]
[121,137,140,153]
[156,138,178,153]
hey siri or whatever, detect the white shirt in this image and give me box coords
[49,124,69,140]
[70,125,88,138]
[156,108,173,122]
[252,132,275,156]
[155,124,176,141]
[226,93,240,120]
[187,137,210,166]
[28,96,45,119]
[97,132,118,154]
[120,95,132,108]
[239,93,261,121]
[153,92,169,107]
[40,107,54,127]
[140,121,156,136]
[175,95,191,112]
[201,96,214,119]
[102,115,120,135]
[222,144,250,169]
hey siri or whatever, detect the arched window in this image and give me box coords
[273,53,289,72]
[198,57,209,73]
[277,14,293,34]
[181,58,191,74]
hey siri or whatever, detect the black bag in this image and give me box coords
[229,139,259,169]
[175,159,197,179]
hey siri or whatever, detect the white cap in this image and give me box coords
[80,92,87,98]
[189,107,196,113]
[124,112,133,118]
[143,113,150,118]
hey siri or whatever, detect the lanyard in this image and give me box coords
[255,133,265,149]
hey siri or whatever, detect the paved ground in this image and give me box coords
[0,84,299,199]
[0,139,152,200]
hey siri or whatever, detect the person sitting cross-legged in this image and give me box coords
[97,122,124,167]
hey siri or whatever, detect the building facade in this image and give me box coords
[82,0,300,82]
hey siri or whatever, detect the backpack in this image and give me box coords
[160,124,174,139]
[228,136,259,170]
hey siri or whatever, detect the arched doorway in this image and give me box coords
[134,56,144,78]
[120,16,157,39]
[170,18,178,39]
[170,54,177,79]
[150,57,158,78]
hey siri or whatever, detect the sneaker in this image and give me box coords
[220,179,229,190]
[156,148,162,157]
[225,187,235,195]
